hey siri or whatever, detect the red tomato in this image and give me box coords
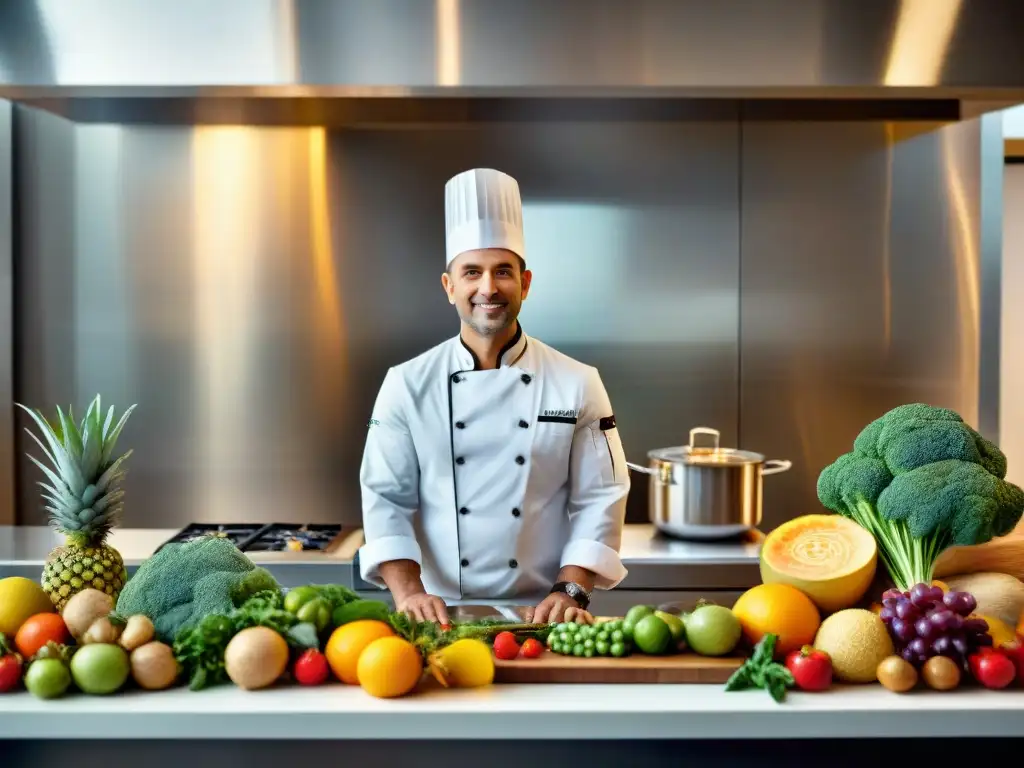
[520,638,544,659]
[970,648,1016,689]
[14,614,70,659]
[0,654,21,693]
[293,649,330,686]
[492,631,521,661]
[784,645,833,692]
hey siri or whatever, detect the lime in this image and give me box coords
[24,658,71,699]
[622,605,655,638]
[632,614,672,655]
[655,610,686,648]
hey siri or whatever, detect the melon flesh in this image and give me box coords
[760,514,878,614]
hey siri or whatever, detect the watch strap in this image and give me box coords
[550,580,591,610]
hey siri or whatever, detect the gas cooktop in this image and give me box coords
[158,523,346,554]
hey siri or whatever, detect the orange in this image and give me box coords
[324,619,395,684]
[15,613,71,658]
[731,583,821,658]
[356,636,423,698]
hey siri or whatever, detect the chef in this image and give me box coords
[357,167,630,625]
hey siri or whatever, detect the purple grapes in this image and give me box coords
[895,599,919,621]
[942,590,977,616]
[877,582,989,669]
[909,583,931,607]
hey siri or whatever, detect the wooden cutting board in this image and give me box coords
[493,653,744,684]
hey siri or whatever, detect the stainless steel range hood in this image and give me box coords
[1,0,1023,124]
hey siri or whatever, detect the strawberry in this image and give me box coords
[492,631,521,661]
[520,638,544,659]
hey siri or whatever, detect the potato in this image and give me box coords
[61,589,115,640]
[130,642,180,691]
[119,615,155,652]
[81,616,123,645]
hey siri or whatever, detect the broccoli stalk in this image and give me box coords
[817,404,1024,593]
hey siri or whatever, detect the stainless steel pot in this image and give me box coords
[626,427,792,540]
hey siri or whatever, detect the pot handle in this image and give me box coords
[625,461,655,475]
[625,461,674,485]
[762,459,792,476]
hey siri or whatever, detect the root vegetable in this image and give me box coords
[130,642,180,691]
[876,655,918,693]
[61,589,114,640]
[81,616,124,645]
[224,626,289,691]
[119,615,155,652]
[922,656,961,690]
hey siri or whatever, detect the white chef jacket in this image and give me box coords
[358,323,630,600]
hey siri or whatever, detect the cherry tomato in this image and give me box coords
[0,654,22,693]
[293,649,330,686]
[492,631,521,661]
[520,638,544,659]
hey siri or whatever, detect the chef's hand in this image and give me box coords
[396,592,450,626]
[528,592,593,625]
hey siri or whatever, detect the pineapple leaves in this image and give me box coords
[18,403,86,496]
[101,403,137,466]
[78,403,105,480]
[57,405,84,460]
[17,395,136,534]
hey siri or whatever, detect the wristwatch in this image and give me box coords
[550,581,591,610]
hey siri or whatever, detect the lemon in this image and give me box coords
[0,577,55,636]
[428,638,495,688]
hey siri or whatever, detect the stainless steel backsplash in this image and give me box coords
[7,106,1002,531]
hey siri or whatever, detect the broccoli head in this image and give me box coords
[115,535,281,644]
[817,402,1024,591]
[853,403,1006,477]
[817,451,892,517]
[879,459,1024,545]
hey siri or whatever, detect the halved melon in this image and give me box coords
[760,514,878,614]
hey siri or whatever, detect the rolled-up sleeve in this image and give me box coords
[358,367,422,588]
[561,367,630,589]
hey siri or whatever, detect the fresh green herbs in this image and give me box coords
[724,633,795,703]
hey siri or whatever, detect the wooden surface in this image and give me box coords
[494,652,744,684]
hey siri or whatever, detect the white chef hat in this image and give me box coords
[444,168,525,268]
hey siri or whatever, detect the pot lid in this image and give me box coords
[647,427,765,466]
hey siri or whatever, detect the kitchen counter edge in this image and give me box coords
[0,682,1023,740]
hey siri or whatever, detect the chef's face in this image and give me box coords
[442,249,532,337]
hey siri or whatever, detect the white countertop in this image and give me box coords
[0,524,762,567]
[0,681,1022,740]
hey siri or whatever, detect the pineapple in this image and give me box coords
[16,394,137,611]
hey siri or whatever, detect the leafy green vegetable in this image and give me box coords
[172,590,305,691]
[724,634,794,703]
[387,613,550,656]
[817,403,1024,591]
[115,535,281,644]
